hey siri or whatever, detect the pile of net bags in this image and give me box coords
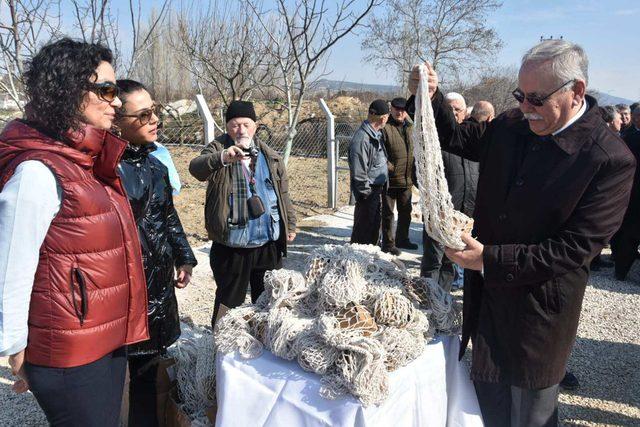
[168,323,217,425]
[214,243,461,406]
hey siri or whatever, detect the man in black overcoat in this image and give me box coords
[409,40,635,426]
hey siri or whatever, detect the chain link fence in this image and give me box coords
[159,110,358,227]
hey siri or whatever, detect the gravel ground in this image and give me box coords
[1,207,639,426]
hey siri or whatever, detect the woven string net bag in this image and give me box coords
[412,63,473,250]
[377,326,426,371]
[294,329,340,375]
[214,305,264,359]
[317,314,390,406]
[403,277,462,335]
[170,327,217,421]
[266,308,315,361]
[372,288,417,328]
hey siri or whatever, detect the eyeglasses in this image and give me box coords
[118,104,162,125]
[512,79,575,107]
[87,81,120,103]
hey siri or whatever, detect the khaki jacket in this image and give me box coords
[382,117,415,188]
[189,134,296,255]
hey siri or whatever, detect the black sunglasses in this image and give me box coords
[512,79,575,107]
[87,81,120,102]
[118,104,162,125]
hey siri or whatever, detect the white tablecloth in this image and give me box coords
[215,335,483,427]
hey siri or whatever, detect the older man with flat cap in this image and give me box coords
[349,99,389,246]
[380,97,418,255]
[189,100,296,326]
[409,39,635,426]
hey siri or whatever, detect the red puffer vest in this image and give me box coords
[0,120,149,368]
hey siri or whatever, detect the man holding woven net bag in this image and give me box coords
[409,39,635,426]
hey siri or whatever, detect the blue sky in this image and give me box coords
[107,0,638,99]
[326,0,639,99]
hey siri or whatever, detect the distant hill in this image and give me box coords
[309,79,402,96]
[309,78,636,106]
[590,92,636,107]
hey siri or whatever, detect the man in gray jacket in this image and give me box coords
[348,99,389,245]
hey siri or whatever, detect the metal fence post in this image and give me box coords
[318,98,336,209]
[195,94,215,144]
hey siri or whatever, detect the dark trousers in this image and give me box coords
[24,347,127,427]
[420,228,455,292]
[474,381,559,427]
[351,185,383,245]
[128,354,159,427]
[610,224,639,279]
[210,240,282,326]
[381,187,413,249]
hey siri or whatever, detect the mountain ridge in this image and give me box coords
[309,78,636,105]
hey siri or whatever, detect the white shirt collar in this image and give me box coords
[552,99,588,136]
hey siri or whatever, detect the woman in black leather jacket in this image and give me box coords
[115,79,197,426]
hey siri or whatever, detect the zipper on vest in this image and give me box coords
[70,265,88,326]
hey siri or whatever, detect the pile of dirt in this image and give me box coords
[224,96,369,129]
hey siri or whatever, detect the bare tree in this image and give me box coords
[362,0,502,90]
[0,0,61,111]
[69,0,110,43]
[124,0,170,75]
[249,0,379,164]
[69,0,170,74]
[0,0,170,114]
[447,65,518,115]
[131,11,194,102]
[173,1,277,108]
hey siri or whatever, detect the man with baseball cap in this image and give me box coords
[381,97,418,255]
[189,100,297,326]
[348,99,390,245]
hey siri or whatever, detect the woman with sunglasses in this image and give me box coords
[114,79,197,427]
[0,38,149,426]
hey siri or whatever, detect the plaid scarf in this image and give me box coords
[230,150,257,226]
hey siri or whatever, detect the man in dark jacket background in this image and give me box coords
[470,101,495,123]
[381,97,417,255]
[189,100,297,326]
[348,100,390,246]
[421,92,479,291]
[410,40,635,426]
[617,103,632,135]
[612,105,640,280]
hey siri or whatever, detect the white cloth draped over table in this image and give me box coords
[215,335,483,427]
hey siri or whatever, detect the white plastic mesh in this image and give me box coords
[412,64,474,250]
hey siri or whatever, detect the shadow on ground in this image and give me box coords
[0,365,46,426]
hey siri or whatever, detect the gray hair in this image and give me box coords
[521,40,589,87]
[444,92,466,107]
[602,105,619,123]
[616,103,630,114]
[471,101,495,121]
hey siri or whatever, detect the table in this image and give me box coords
[215,335,483,427]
